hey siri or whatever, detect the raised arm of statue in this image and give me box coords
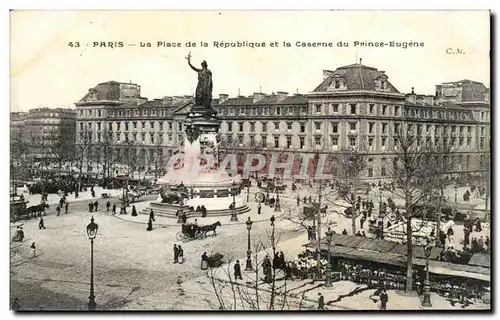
[188,59,201,73]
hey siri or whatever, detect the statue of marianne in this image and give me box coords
[186,53,213,109]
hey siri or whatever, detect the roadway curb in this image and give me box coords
[111,209,287,227]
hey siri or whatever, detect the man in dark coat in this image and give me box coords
[360,217,366,229]
[173,244,179,264]
[234,260,243,280]
[56,206,61,216]
[270,215,275,226]
[149,209,155,222]
[65,202,69,214]
[380,289,389,310]
[94,201,99,212]
[39,217,46,230]
[112,203,116,215]
[146,218,153,231]
[106,201,111,212]
[318,293,325,310]
[257,203,262,215]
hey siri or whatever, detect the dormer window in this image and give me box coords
[327,75,346,91]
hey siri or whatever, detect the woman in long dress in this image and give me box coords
[178,245,184,264]
[28,242,36,259]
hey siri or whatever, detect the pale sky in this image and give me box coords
[10,10,490,112]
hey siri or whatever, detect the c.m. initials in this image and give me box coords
[446,48,466,55]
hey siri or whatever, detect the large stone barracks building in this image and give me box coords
[74,62,490,180]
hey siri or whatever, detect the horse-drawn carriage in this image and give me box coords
[10,198,49,222]
[176,221,221,242]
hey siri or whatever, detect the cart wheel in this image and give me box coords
[176,232,183,241]
[182,234,190,243]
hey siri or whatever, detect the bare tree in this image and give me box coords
[93,128,116,185]
[206,225,310,310]
[75,130,92,187]
[387,127,434,293]
[426,133,456,246]
[479,151,490,221]
[48,125,75,176]
[153,135,166,179]
[329,138,369,234]
[10,130,30,181]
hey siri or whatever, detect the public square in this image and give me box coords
[10,184,490,310]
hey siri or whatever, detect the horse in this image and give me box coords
[26,203,49,218]
[200,221,221,237]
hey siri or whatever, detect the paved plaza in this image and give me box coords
[10,183,490,310]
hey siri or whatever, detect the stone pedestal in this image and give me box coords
[154,105,245,214]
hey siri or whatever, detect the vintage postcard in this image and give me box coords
[9,10,491,311]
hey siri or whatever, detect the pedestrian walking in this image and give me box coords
[257,203,262,215]
[131,205,138,217]
[112,203,117,215]
[317,293,325,310]
[201,252,209,270]
[380,289,389,310]
[296,195,300,206]
[56,206,61,216]
[360,217,366,229]
[93,201,99,212]
[173,244,179,264]
[178,245,184,264]
[146,218,153,231]
[106,201,111,212]
[65,202,69,214]
[29,242,36,259]
[88,202,93,213]
[234,260,243,280]
[39,217,46,230]
[149,209,155,222]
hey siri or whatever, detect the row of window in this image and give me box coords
[79,121,182,132]
[223,121,487,137]
[221,133,487,151]
[79,131,183,145]
[78,108,173,118]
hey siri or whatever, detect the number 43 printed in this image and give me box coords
[68,42,80,47]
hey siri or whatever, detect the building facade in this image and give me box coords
[74,65,490,180]
[74,81,193,175]
[10,108,76,162]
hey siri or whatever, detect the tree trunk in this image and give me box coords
[484,171,489,221]
[351,176,358,234]
[316,185,322,279]
[405,202,413,293]
[436,187,443,246]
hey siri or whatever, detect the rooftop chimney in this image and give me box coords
[253,92,265,103]
[162,96,173,103]
[359,58,362,64]
[276,91,288,101]
[423,96,435,106]
[219,93,229,103]
[323,70,334,80]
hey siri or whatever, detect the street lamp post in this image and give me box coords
[86,216,99,311]
[324,227,334,288]
[230,181,238,222]
[421,238,433,308]
[245,217,253,271]
[247,184,250,202]
[454,186,458,203]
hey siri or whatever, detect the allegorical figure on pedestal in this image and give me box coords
[186,52,213,109]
